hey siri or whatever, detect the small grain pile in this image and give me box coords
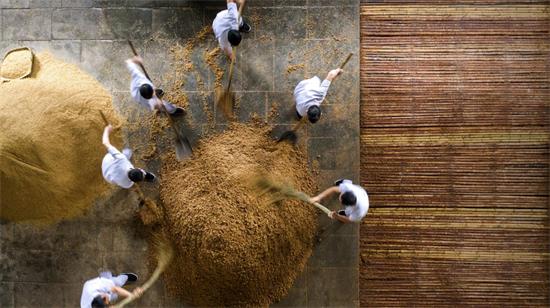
[0,48,32,79]
[160,123,317,307]
[0,52,121,225]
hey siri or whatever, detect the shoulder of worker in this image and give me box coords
[338,179,354,191]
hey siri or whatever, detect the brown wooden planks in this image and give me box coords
[360,1,549,306]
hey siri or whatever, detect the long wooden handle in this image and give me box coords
[99,111,109,125]
[226,0,245,89]
[128,40,152,81]
[339,53,353,69]
[226,50,236,90]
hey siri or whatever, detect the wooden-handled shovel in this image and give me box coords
[216,0,247,119]
[128,40,192,161]
[277,52,354,144]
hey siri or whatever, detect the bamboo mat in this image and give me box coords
[360,1,549,306]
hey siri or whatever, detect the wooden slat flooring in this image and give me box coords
[359,1,549,306]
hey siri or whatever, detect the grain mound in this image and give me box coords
[0,52,121,225]
[1,48,32,79]
[160,123,317,307]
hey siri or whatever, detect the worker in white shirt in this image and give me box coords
[212,0,251,60]
[101,124,156,189]
[125,56,185,116]
[80,271,142,308]
[294,68,344,124]
[311,179,369,223]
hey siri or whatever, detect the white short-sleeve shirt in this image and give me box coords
[80,277,117,308]
[338,180,369,222]
[294,76,332,117]
[212,2,240,56]
[101,145,134,189]
[126,60,156,111]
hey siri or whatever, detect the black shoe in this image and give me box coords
[121,273,138,283]
[170,107,186,117]
[239,20,251,33]
[144,172,156,182]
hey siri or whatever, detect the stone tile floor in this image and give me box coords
[0,0,360,306]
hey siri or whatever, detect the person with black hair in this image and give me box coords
[294,68,344,124]
[212,0,252,60]
[80,271,142,308]
[101,124,156,189]
[125,56,185,116]
[311,179,369,223]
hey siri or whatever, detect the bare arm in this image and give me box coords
[102,125,113,148]
[111,286,144,300]
[325,68,343,82]
[311,186,340,204]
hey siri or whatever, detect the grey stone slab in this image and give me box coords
[273,39,308,93]
[0,282,14,308]
[103,249,151,278]
[186,91,214,125]
[308,104,356,138]
[52,8,110,39]
[61,0,93,7]
[307,267,358,307]
[52,7,152,40]
[29,0,61,7]
[14,282,64,307]
[249,7,306,40]
[2,9,52,40]
[0,221,14,250]
[234,91,267,123]
[14,40,81,64]
[111,221,149,252]
[271,270,307,307]
[235,39,274,91]
[152,7,204,39]
[63,283,85,307]
[49,250,105,283]
[0,0,30,8]
[111,41,139,92]
[1,249,54,282]
[267,91,297,125]
[309,235,358,267]
[80,40,115,90]
[10,223,61,251]
[103,8,153,39]
[308,6,358,40]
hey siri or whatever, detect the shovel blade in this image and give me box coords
[174,137,193,160]
[277,130,298,144]
[216,88,234,119]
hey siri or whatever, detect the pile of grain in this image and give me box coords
[0,48,32,79]
[160,123,317,307]
[0,52,121,225]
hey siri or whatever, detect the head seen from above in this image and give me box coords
[340,191,357,206]
[128,168,146,183]
[307,105,322,123]
[139,83,154,99]
[228,30,242,46]
[91,294,108,308]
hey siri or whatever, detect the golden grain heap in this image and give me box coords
[160,124,317,307]
[0,51,121,224]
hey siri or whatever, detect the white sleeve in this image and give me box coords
[125,60,151,88]
[319,79,332,100]
[227,2,240,26]
[107,145,123,158]
[338,180,353,193]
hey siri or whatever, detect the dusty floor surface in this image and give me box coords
[0,0,360,307]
